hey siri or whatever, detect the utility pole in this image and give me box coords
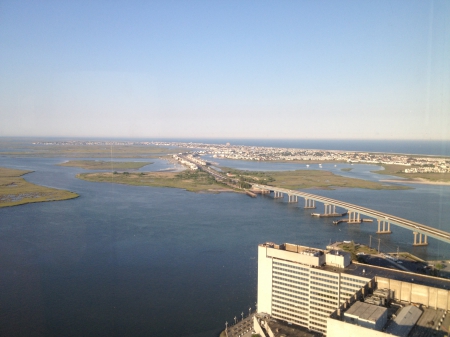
[378,238,381,254]
[369,235,372,249]
[397,246,399,258]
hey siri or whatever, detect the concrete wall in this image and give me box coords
[327,318,389,337]
[253,316,268,337]
[326,252,351,268]
[258,245,273,314]
[376,276,450,310]
[430,288,450,310]
[266,246,324,267]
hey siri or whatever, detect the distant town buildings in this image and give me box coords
[172,155,198,170]
[34,140,450,174]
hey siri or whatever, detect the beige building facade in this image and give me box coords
[257,242,370,334]
[256,242,450,336]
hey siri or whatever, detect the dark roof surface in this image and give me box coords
[343,262,450,289]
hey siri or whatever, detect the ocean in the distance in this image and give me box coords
[17,137,450,157]
[149,138,450,156]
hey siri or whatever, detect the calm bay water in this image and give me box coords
[0,143,450,336]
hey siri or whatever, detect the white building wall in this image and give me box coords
[257,243,372,335]
[258,245,273,314]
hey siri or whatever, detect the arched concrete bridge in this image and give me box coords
[251,183,450,246]
[180,155,450,246]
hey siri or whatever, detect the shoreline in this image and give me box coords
[380,179,450,186]
[0,193,79,208]
[0,167,80,208]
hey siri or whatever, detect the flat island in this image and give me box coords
[0,140,184,158]
[77,170,233,193]
[0,167,78,207]
[6,140,450,185]
[77,167,409,192]
[221,168,410,190]
[59,160,151,170]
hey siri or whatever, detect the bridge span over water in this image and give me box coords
[251,184,450,246]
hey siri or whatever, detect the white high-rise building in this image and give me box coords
[257,242,371,334]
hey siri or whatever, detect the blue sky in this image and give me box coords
[1,1,449,140]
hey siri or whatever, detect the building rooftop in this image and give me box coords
[385,305,422,336]
[342,262,450,289]
[345,301,387,323]
[260,242,324,256]
[409,307,450,337]
[265,318,322,337]
[261,242,450,289]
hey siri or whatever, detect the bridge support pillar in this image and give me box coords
[304,199,316,209]
[288,195,298,203]
[273,191,283,199]
[322,204,337,215]
[413,232,428,246]
[348,211,361,224]
[376,220,392,234]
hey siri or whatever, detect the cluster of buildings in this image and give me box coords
[252,241,450,337]
[151,141,450,174]
[172,154,198,170]
[184,154,206,166]
[34,140,450,174]
[403,162,450,174]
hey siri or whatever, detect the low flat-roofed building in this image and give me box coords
[325,250,351,268]
[409,307,450,337]
[384,305,422,336]
[327,282,450,337]
[343,301,387,331]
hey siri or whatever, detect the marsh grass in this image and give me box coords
[77,170,231,193]
[78,166,410,192]
[0,167,78,207]
[59,160,151,170]
[221,168,409,190]
[1,144,185,158]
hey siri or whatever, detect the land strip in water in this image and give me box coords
[2,139,449,183]
[0,140,184,158]
[77,167,409,192]
[221,168,410,190]
[0,167,78,207]
[77,170,234,193]
[59,160,152,170]
[372,165,450,184]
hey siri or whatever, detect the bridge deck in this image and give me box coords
[252,184,450,245]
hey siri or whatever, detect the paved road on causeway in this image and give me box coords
[251,183,450,245]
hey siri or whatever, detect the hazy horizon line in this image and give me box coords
[2,136,450,142]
